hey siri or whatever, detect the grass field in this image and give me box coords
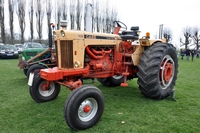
[0,57,200,133]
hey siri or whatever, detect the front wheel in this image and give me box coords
[29,73,61,103]
[64,85,104,130]
[137,42,178,99]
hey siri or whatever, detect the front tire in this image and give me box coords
[137,42,178,99]
[29,73,60,103]
[64,85,104,130]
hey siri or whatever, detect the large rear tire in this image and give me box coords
[97,75,124,87]
[137,42,178,99]
[29,73,60,103]
[64,85,104,130]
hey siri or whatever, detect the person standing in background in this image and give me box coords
[191,50,195,61]
[186,49,190,60]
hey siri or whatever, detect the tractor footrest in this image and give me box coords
[120,83,128,87]
[122,72,129,76]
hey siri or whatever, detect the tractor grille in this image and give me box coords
[26,52,37,56]
[59,40,73,68]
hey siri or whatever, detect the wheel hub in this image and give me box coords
[78,98,98,122]
[164,63,173,82]
[84,105,91,113]
[159,55,175,90]
[39,81,55,97]
[42,84,48,91]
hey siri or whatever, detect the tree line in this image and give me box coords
[0,0,119,44]
[181,26,200,51]
[158,26,200,51]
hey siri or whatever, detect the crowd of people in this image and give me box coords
[180,49,199,61]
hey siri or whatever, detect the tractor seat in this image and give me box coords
[120,26,139,40]
[120,34,139,40]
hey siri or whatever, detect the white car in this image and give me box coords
[15,44,24,54]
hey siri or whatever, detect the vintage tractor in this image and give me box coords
[28,21,178,130]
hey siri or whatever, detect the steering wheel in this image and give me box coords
[113,21,127,31]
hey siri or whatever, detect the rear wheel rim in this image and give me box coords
[160,55,175,90]
[78,98,98,122]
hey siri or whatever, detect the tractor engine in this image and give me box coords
[52,30,123,79]
[38,21,141,90]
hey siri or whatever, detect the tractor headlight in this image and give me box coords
[61,30,65,37]
[74,61,80,68]
[146,32,150,38]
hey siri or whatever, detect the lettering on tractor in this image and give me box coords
[28,21,178,130]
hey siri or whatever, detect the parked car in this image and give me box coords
[41,44,48,48]
[14,44,24,54]
[0,44,19,59]
[21,42,46,61]
[0,44,4,51]
[23,42,43,49]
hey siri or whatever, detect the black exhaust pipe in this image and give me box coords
[49,23,54,48]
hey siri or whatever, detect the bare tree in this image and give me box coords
[109,7,118,33]
[61,0,68,20]
[35,0,45,43]
[163,27,173,43]
[56,0,61,30]
[84,0,92,31]
[95,0,101,32]
[83,0,118,33]
[70,0,76,29]
[28,0,34,41]
[0,0,6,43]
[46,0,53,31]
[76,0,83,30]
[101,1,107,33]
[105,1,111,33]
[191,27,200,50]
[182,26,192,50]
[8,0,15,44]
[91,0,95,32]
[83,1,87,31]
[99,4,106,33]
[16,0,26,43]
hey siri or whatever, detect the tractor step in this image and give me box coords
[122,72,129,76]
[123,62,133,65]
[120,83,128,87]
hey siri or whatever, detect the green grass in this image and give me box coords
[0,57,200,133]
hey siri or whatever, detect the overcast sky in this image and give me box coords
[4,0,200,47]
[114,0,200,47]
